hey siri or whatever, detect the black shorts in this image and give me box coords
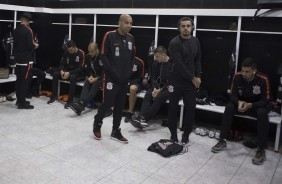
[128,82,143,93]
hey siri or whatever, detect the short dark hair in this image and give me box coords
[177,17,194,29]
[154,45,167,55]
[241,58,257,69]
[66,40,76,48]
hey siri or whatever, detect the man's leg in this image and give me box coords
[31,68,46,96]
[168,85,182,142]
[81,80,102,105]
[212,102,237,153]
[142,90,169,121]
[68,73,78,104]
[140,88,154,114]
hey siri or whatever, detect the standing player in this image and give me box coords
[93,14,135,143]
[168,17,202,144]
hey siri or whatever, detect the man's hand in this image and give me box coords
[152,88,161,98]
[88,76,98,84]
[60,70,64,79]
[34,43,39,49]
[238,101,252,112]
[63,72,70,79]
[192,77,201,88]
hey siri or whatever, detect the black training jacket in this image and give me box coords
[168,35,201,88]
[84,53,103,78]
[101,30,135,84]
[230,72,271,108]
[129,56,144,85]
[60,49,85,74]
[13,24,35,64]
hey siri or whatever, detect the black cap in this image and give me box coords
[21,12,32,21]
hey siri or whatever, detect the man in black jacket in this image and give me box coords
[47,40,85,109]
[70,42,103,115]
[131,46,171,129]
[13,12,39,109]
[211,58,271,165]
[93,14,135,143]
[168,17,202,144]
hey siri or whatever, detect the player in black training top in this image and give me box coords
[47,40,85,109]
[13,12,39,109]
[211,58,271,165]
[168,17,202,145]
[93,14,135,143]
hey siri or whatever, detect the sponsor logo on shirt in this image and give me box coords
[76,56,80,62]
[128,41,132,50]
[133,64,137,72]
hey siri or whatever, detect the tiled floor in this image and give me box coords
[0,96,281,184]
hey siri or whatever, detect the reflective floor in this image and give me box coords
[0,96,281,184]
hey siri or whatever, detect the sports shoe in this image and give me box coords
[131,115,148,129]
[170,135,179,143]
[252,148,266,165]
[110,128,128,143]
[47,97,57,104]
[18,104,34,109]
[211,139,227,153]
[16,100,30,106]
[181,132,189,145]
[124,112,134,123]
[64,102,71,109]
[93,122,102,140]
[70,101,85,115]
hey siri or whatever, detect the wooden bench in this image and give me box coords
[178,101,282,152]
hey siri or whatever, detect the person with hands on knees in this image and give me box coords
[47,40,85,109]
[131,46,171,129]
[211,58,271,165]
[168,17,202,145]
[70,42,103,115]
[93,14,135,143]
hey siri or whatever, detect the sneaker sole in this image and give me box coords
[93,134,101,140]
[110,136,128,144]
[70,105,81,115]
[252,158,265,165]
[130,120,143,129]
[211,147,226,153]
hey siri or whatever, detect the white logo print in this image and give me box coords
[133,64,137,72]
[99,60,103,66]
[253,85,261,95]
[106,82,113,90]
[128,41,132,50]
[76,56,80,62]
[168,85,174,93]
[115,47,119,56]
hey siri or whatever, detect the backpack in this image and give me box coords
[147,139,188,157]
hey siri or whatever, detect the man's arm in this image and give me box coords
[252,77,271,108]
[101,32,120,84]
[69,49,85,74]
[230,74,240,106]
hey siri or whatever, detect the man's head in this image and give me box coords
[154,45,168,63]
[88,42,99,57]
[20,12,32,25]
[118,14,133,35]
[177,17,194,39]
[241,58,257,81]
[66,40,77,54]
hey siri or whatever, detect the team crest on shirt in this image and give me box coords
[76,56,80,62]
[253,85,261,94]
[106,82,113,90]
[132,64,137,72]
[128,41,132,50]
[99,59,103,66]
[115,47,120,56]
[168,85,174,93]
[238,89,243,96]
[66,58,69,64]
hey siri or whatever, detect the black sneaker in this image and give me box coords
[124,112,134,123]
[110,128,128,143]
[211,139,227,153]
[181,132,189,145]
[26,92,32,99]
[47,97,57,104]
[93,122,102,140]
[170,135,179,143]
[131,115,145,129]
[252,148,266,165]
[16,100,30,106]
[64,102,71,109]
[18,104,34,109]
[70,101,85,115]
